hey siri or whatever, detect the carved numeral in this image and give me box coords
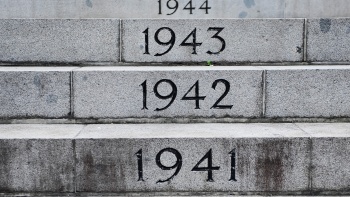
[136,148,236,182]
[210,79,233,109]
[141,79,233,111]
[191,149,220,182]
[143,27,225,56]
[156,148,182,183]
[135,149,144,181]
[181,80,206,109]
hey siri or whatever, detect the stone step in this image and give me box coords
[0,18,349,63]
[1,66,350,122]
[1,0,350,19]
[0,123,349,194]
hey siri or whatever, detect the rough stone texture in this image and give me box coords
[0,124,85,139]
[0,124,84,192]
[73,67,263,118]
[307,18,350,62]
[311,138,350,191]
[121,19,304,63]
[284,0,350,18]
[0,0,79,18]
[265,66,350,118]
[0,67,75,118]
[1,123,349,193]
[76,124,309,192]
[0,19,119,62]
[2,0,350,19]
[296,123,350,191]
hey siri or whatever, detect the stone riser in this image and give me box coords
[0,123,349,194]
[0,18,350,63]
[1,66,350,120]
[1,0,350,19]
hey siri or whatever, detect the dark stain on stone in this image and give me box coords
[0,140,11,191]
[26,141,33,151]
[86,0,93,8]
[82,151,95,190]
[255,140,290,191]
[46,94,58,104]
[239,11,248,18]
[34,75,41,88]
[346,26,350,34]
[296,46,302,53]
[320,19,331,33]
[117,159,127,192]
[33,75,46,97]
[244,0,255,8]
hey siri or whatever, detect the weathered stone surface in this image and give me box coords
[296,123,350,191]
[73,66,263,118]
[0,67,75,118]
[0,123,349,193]
[0,124,84,192]
[265,66,350,118]
[0,19,119,62]
[307,18,350,62]
[2,0,350,19]
[121,19,304,63]
[75,123,310,192]
[284,0,350,18]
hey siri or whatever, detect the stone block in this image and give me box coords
[0,0,79,19]
[75,123,310,192]
[121,19,304,63]
[285,0,350,18]
[0,124,84,192]
[0,19,119,62]
[265,66,350,118]
[307,18,350,62]
[73,66,263,118]
[0,67,75,118]
[3,0,350,19]
[296,123,350,191]
[79,0,285,19]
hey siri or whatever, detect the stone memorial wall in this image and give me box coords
[1,0,350,19]
[0,0,349,196]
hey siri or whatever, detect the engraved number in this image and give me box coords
[141,79,232,110]
[156,148,182,183]
[142,27,225,56]
[136,148,236,183]
[210,79,233,109]
[191,149,220,182]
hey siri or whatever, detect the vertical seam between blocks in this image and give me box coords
[72,138,77,193]
[294,123,313,193]
[70,70,74,118]
[309,137,313,193]
[304,18,308,62]
[119,19,122,62]
[308,137,313,195]
[72,125,87,193]
[262,70,267,117]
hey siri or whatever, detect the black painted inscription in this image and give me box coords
[135,148,237,183]
[140,79,232,111]
[211,79,233,109]
[158,0,211,15]
[191,149,220,182]
[181,80,205,109]
[229,149,237,181]
[135,149,144,181]
[156,148,182,183]
[142,27,225,56]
